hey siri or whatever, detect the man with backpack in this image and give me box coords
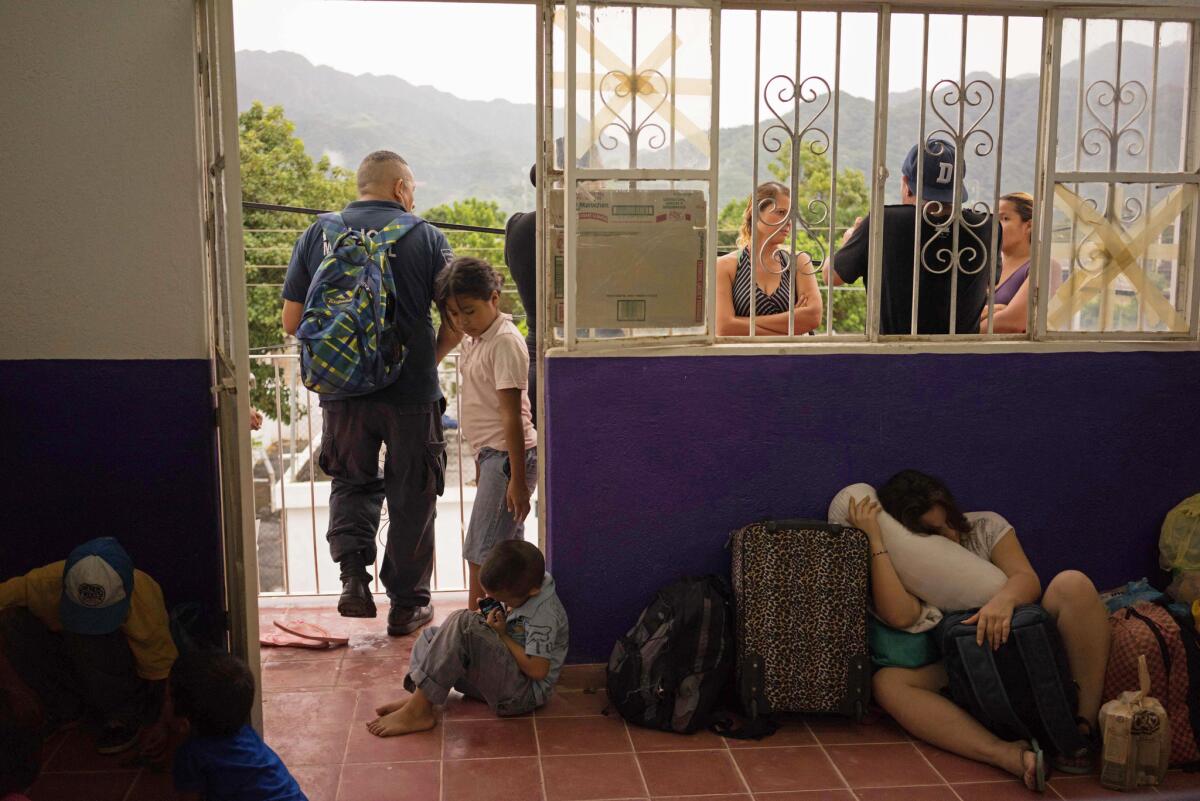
[282,150,460,635]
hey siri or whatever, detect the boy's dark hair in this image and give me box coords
[0,688,40,794]
[480,540,545,597]
[433,257,504,327]
[877,469,973,538]
[170,651,254,737]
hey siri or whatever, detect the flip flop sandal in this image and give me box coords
[260,630,331,649]
[1029,738,1047,793]
[274,619,350,646]
[1051,717,1098,776]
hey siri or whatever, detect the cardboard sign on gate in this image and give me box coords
[549,189,706,329]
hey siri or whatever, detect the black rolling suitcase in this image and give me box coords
[727,519,871,728]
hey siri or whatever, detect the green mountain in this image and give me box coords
[236,44,1186,215]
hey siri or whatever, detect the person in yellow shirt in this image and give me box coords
[0,537,177,756]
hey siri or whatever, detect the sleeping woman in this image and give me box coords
[846,470,1111,792]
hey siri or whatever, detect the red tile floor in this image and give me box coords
[24,593,1198,800]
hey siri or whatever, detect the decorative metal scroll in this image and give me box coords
[553,13,713,165]
[919,79,997,277]
[1081,80,1148,162]
[598,68,669,164]
[754,74,833,274]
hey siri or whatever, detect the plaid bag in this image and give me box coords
[1103,601,1200,767]
[297,213,421,398]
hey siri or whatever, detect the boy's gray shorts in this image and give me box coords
[463,446,538,566]
[407,610,540,716]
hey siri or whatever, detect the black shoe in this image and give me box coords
[95,721,140,754]
[387,604,433,636]
[338,575,377,618]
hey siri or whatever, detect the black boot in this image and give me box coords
[337,553,377,618]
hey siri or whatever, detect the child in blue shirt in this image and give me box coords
[171,652,306,801]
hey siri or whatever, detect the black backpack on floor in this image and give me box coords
[939,603,1090,759]
[606,575,735,734]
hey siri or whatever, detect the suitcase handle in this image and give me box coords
[762,519,846,534]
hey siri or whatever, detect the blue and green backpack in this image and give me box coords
[297,213,421,398]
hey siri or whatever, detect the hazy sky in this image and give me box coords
[234,1,1189,129]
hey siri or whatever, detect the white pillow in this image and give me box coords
[828,483,1006,612]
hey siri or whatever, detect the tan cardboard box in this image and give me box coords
[549,189,706,329]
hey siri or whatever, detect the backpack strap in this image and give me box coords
[367,214,423,258]
[1153,599,1200,760]
[1012,621,1089,757]
[954,634,1031,741]
[317,213,348,255]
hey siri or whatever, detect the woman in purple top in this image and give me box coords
[980,192,1033,333]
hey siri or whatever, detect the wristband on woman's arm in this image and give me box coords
[872,548,889,558]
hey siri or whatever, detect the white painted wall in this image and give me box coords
[0,1,209,360]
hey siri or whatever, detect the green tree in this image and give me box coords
[420,198,529,335]
[241,102,355,418]
[763,144,871,334]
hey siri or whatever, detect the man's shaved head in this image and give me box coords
[357,150,411,196]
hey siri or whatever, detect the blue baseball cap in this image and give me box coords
[60,537,134,635]
[901,139,966,204]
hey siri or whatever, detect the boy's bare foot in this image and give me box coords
[374,697,409,717]
[367,703,436,737]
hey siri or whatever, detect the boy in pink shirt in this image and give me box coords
[433,257,539,610]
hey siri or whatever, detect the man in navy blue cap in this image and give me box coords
[831,138,996,334]
[0,537,177,755]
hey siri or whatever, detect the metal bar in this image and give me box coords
[671,7,677,170]
[304,386,320,594]
[240,202,505,234]
[1035,12,1065,340]
[1139,19,1161,331]
[567,332,712,350]
[567,168,712,180]
[271,359,290,595]
[719,1,1199,15]
[790,9,802,338]
[1029,12,1052,339]
[565,0,578,350]
[1099,18,1125,333]
[1068,19,1087,333]
[288,362,298,475]
[590,4,596,167]
[1053,171,1200,184]
[948,13,967,337]
[750,9,762,337]
[1185,21,1200,339]
[706,4,721,343]
[866,6,892,342]
[534,0,549,554]
[455,355,467,588]
[985,16,1010,336]
[826,11,842,335]
[631,5,639,170]
[910,13,930,335]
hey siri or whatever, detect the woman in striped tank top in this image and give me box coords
[716,181,822,336]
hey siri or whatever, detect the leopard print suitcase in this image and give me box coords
[729,519,871,720]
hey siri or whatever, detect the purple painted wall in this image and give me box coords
[544,350,1200,662]
[1,360,225,624]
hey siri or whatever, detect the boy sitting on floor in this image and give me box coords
[171,651,306,801]
[368,540,568,736]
